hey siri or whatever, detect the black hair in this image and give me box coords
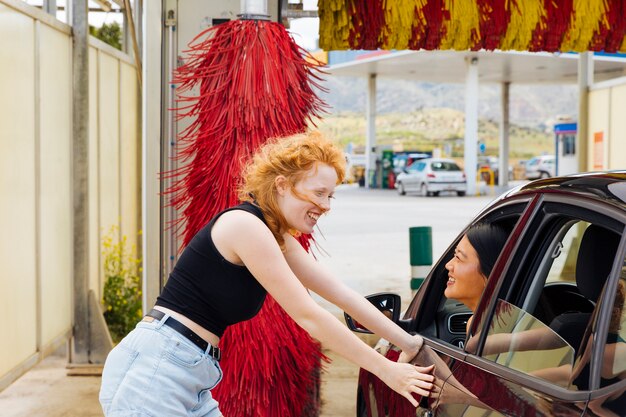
[465,222,509,278]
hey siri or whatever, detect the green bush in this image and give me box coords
[101,227,142,343]
[90,22,123,50]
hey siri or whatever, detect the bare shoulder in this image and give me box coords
[213,208,273,240]
[212,208,276,264]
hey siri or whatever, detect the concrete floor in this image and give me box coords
[0,185,493,416]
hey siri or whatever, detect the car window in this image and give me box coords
[394,158,406,170]
[431,161,461,172]
[559,250,626,413]
[544,221,585,285]
[604,272,626,381]
[411,201,526,349]
[416,162,426,172]
[562,134,576,156]
[473,204,624,391]
[481,299,575,388]
[594,257,626,412]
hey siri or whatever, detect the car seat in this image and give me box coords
[549,224,621,355]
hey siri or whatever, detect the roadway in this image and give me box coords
[0,184,496,417]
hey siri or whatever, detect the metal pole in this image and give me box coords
[141,0,163,313]
[43,0,57,15]
[70,0,90,364]
[365,73,377,188]
[499,82,510,187]
[577,52,593,173]
[124,0,143,89]
[136,0,143,59]
[464,57,479,196]
[165,6,178,276]
[240,0,268,17]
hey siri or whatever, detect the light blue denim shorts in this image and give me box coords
[99,313,223,417]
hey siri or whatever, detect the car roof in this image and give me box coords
[502,171,626,209]
[421,158,458,163]
[531,155,555,160]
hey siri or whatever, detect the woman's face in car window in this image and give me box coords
[444,235,487,312]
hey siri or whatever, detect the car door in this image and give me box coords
[353,198,531,417]
[404,162,424,192]
[352,199,523,417]
[431,195,626,416]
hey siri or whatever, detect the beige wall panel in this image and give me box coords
[610,84,626,170]
[587,89,610,171]
[38,26,72,344]
[0,5,37,375]
[119,63,140,250]
[98,53,121,287]
[88,47,101,293]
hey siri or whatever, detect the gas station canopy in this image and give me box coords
[324,49,626,196]
[327,50,626,84]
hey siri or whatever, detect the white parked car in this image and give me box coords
[525,155,556,180]
[396,158,467,197]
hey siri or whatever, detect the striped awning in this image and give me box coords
[319,0,626,53]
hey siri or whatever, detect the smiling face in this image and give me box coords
[444,235,487,312]
[275,163,338,235]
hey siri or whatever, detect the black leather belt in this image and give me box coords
[145,309,221,361]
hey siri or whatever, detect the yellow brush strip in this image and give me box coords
[382,0,426,49]
[561,0,609,52]
[319,0,352,50]
[440,0,481,50]
[500,0,546,51]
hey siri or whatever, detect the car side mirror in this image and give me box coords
[344,293,402,334]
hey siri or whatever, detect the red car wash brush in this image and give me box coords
[165,1,328,416]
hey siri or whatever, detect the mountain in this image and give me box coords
[316,76,579,130]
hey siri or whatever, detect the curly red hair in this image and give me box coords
[238,131,346,249]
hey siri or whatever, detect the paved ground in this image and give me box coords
[0,184,495,417]
[315,185,493,416]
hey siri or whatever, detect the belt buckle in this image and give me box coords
[211,347,221,361]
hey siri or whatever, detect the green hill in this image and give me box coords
[313,108,553,160]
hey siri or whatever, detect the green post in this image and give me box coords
[409,226,432,290]
[381,150,393,189]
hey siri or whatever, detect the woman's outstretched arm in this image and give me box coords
[282,234,424,361]
[217,211,434,406]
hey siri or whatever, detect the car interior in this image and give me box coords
[486,211,623,390]
[543,224,621,355]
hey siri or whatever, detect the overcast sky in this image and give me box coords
[57,0,322,51]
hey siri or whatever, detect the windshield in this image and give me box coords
[431,162,461,172]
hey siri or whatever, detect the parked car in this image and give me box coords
[392,152,431,176]
[396,158,467,197]
[477,155,513,183]
[346,172,626,417]
[525,155,556,180]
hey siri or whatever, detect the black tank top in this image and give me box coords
[156,202,268,337]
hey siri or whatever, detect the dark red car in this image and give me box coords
[346,172,626,417]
